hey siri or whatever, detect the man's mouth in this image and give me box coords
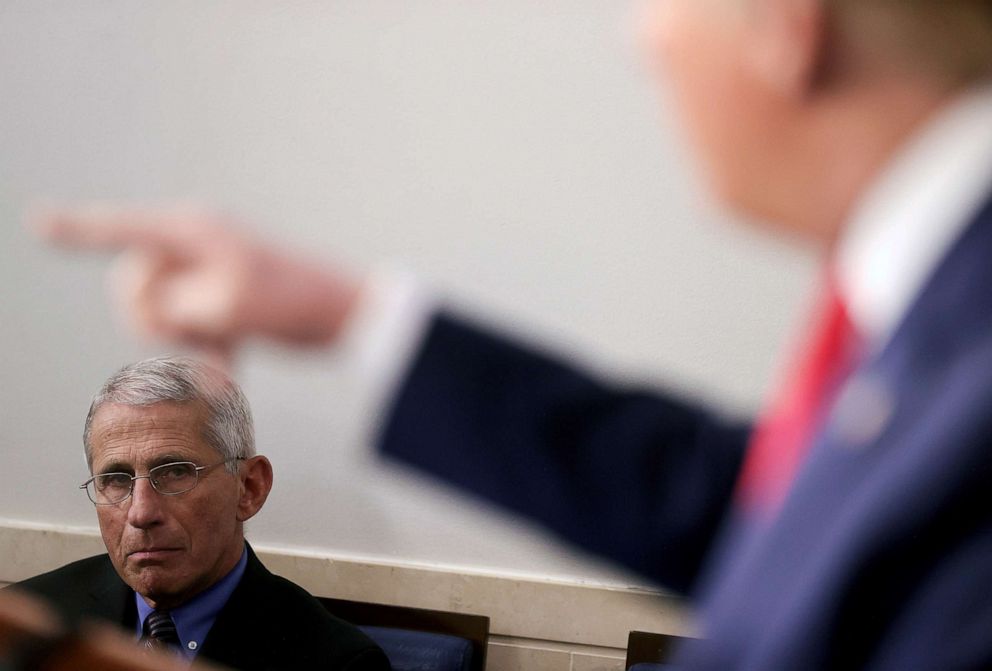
[127,547,182,562]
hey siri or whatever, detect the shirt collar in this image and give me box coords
[836,82,992,351]
[136,544,248,658]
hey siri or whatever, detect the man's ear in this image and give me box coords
[236,456,273,522]
[746,0,827,98]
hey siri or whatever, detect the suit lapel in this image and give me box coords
[87,555,138,629]
[689,194,992,668]
[197,544,274,669]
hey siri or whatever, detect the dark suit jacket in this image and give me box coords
[16,544,390,670]
[378,194,992,669]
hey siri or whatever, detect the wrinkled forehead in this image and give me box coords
[88,401,217,471]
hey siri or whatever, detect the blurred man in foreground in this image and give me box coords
[16,357,389,670]
[35,0,992,668]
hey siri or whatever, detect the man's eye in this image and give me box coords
[98,473,131,490]
[157,464,193,480]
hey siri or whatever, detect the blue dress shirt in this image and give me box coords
[135,545,248,660]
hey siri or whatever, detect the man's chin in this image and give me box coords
[125,564,189,607]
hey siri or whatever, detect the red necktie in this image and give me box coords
[735,275,860,517]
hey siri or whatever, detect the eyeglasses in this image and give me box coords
[80,458,243,505]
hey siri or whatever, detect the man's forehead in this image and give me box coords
[89,401,213,460]
[91,400,208,429]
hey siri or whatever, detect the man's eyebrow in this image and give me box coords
[95,461,134,475]
[148,453,195,468]
[95,453,194,474]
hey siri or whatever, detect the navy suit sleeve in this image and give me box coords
[378,311,752,593]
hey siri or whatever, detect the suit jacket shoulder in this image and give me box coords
[14,553,134,628]
[200,545,390,671]
[17,548,389,671]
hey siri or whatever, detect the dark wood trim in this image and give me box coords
[625,630,687,669]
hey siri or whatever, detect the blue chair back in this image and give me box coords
[360,626,474,671]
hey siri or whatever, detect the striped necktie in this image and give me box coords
[143,610,181,651]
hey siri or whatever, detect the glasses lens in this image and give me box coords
[149,462,198,495]
[91,473,132,504]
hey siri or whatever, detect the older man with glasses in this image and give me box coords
[16,356,389,671]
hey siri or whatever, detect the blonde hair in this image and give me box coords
[829,0,992,85]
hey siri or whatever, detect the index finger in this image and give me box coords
[28,204,200,255]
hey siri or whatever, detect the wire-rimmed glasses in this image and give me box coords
[80,458,243,505]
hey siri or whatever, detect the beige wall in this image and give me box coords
[1,522,690,671]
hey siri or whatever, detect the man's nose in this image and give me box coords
[126,476,165,528]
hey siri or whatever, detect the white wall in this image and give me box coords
[0,1,816,586]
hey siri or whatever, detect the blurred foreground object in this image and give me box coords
[0,588,223,671]
[35,206,362,364]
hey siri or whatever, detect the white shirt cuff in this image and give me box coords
[337,265,437,444]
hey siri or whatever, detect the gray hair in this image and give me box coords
[83,356,255,472]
